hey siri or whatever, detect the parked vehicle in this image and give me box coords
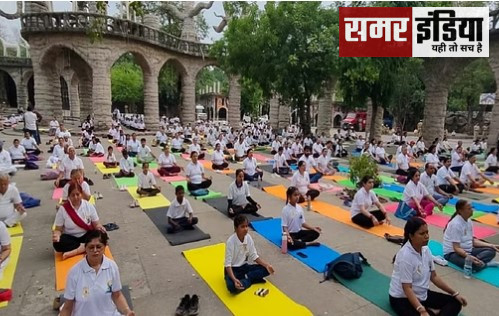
[342,111,367,131]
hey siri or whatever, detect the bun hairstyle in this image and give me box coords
[393,217,427,263]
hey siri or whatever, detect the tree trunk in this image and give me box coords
[467,100,473,135]
[369,102,384,141]
[420,58,472,142]
[487,39,499,149]
[317,79,336,137]
[301,97,312,135]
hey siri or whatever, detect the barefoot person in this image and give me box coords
[224,214,274,294]
[243,149,263,181]
[350,176,390,228]
[403,169,443,218]
[167,186,198,233]
[211,143,230,170]
[281,186,321,250]
[53,183,106,260]
[460,154,494,189]
[157,146,181,176]
[227,169,261,217]
[389,217,467,316]
[443,199,499,271]
[115,150,135,178]
[103,146,118,168]
[136,163,161,197]
[291,160,320,204]
[185,152,212,192]
[60,230,135,316]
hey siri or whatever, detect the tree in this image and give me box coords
[111,55,144,112]
[158,64,181,117]
[240,78,264,117]
[212,2,339,134]
[195,67,229,95]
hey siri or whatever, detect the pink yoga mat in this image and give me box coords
[309,183,343,193]
[252,153,271,162]
[384,203,496,238]
[181,153,205,161]
[151,169,186,182]
[52,188,63,200]
[89,156,106,163]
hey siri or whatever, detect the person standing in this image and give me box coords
[24,106,40,145]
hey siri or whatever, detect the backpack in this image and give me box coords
[190,189,209,197]
[323,252,369,281]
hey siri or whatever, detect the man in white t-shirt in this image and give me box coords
[24,106,40,144]
[137,138,155,163]
[127,133,140,157]
[55,146,85,188]
[459,154,493,189]
[0,173,27,227]
[137,162,161,196]
[420,163,451,206]
[167,185,198,233]
[395,146,416,176]
[0,221,11,279]
[436,157,465,194]
[21,131,41,155]
[0,142,16,175]
[8,139,28,164]
[298,146,322,183]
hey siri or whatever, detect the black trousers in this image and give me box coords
[485,166,499,173]
[439,184,464,194]
[351,210,386,228]
[167,216,198,233]
[212,162,229,170]
[395,167,417,176]
[288,229,320,250]
[389,290,462,316]
[115,170,135,178]
[171,148,185,153]
[53,231,92,253]
[230,204,258,217]
[137,187,160,196]
[450,166,462,174]
[297,189,320,203]
[187,180,212,191]
[244,172,263,181]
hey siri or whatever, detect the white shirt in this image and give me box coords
[283,147,293,160]
[167,198,193,219]
[425,153,439,167]
[0,150,12,168]
[485,154,497,169]
[53,144,66,160]
[188,143,201,155]
[0,221,10,247]
[64,255,122,316]
[375,147,386,160]
[436,166,456,186]
[59,156,84,180]
[420,171,437,195]
[389,242,435,301]
[24,111,37,130]
[317,155,330,172]
[234,141,247,157]
[119,157,134,173]
[312,143,324,155]
[62,181,91,200]
[273,153,287,169]
[243,157,258,176]
[138,145,152,160]
[50,120,60,129]
[171,138,183,150]
[443,215,473,255]
[9,145,26,160]
[350,187,379,218]
[471,143,480,152]
[291,171,310,195]
[281,203,305,233]
[20,137,37,150]
[396,153,409,170]
[224,233,259,268]
[271,140,281,152]
[228,181,251,206]
[105,153,116,163]
[355,139,365,149]
[402,180,429,204]
[138,171,156,189]
[211,150,225,165]
[94,143,105,155]
[158,153,176,168]
[298,155,317,174]
[291,143,303,156]
[0,184,22,220]
[185,162,204,184]
[127,139,140,153]
[54,200,99,237]
[460,161,480,185]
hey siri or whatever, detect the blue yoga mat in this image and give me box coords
[290,164,298,171]
[337,165,350,173]
[428,240,499,288]
[383,184,405,193]
[448,198,499,213]
[251,218,340,273]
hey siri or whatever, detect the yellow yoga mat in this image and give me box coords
[95,162,120,174]
[494,197,499,203]
[202,161,235,174]
[126,186,171,209]
[0,236,23,308]
[474,214,498,227]
[7,223,23,236]
[263,185,404,238]
[323,174,348,182]
[183,243,312,316]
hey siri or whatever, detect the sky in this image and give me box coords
[0,1,261,44]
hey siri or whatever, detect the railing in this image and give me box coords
[20,12,212,57]
[0,56,32,67]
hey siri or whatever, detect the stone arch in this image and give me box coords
[158,58,188,118]
[333,114,342,128]
[109,50,152,76]
[0,69,17,108]
[218,107,227,120]
[60,76,70,111]
[194,64,229,123]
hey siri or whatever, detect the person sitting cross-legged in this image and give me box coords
[157,146,181,177]
[8,139,28,164]
[272,146,291,176]
[211,143,230,170]
[166,185,199,233]
[0,173,27,227]
[115,150,135,178]
[137,138,155,164]
[243,149,263,181]
[350,175,390,229]
[224,214,274,294]
[227,169,261,217]
[185,151,212,192]
[103,146,118,168]
[136,163,161,197]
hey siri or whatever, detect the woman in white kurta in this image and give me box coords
[291,161,320,203]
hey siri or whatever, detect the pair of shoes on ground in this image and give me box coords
[119,185,127,191]
[93,192,103,200]
[129,200,139,208]
[175,294,198,316]
[103,174,111,180]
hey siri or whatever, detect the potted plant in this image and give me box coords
[348,154,381,190]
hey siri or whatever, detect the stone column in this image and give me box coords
[181,75,196,124]
[16,75,28,111]
[92,66,112,131]
[278,102,290,130]
[228,75,241,127]
[144,72,159,131]
[316,79,335,137]
[79,76,93,122]
[33,65,58,125]
[269,95,279,129]
[70,76,81,119]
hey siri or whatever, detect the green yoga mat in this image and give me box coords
[132,157,158,169]
[441,205,485,219]
[373,188,403,201]
[337,179,356,189]
[379,175,396,184]
[114,176,138,187]
[333,265,395,315]
[170,181,222,200]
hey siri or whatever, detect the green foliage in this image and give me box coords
[240,78,264,117]
[349,155,381,188]
[196,67,229,95]
[158,63,181,116]
[111,54,144,110]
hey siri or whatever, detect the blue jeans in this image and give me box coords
[309,172,322,184]
[432,192,449,206]
[225,264,269,294]
[444,247,496,272]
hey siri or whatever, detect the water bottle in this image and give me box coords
[281,232,288,254]
[463,255,473,279]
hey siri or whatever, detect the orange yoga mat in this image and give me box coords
[263,185,404,237]
[322,174,348,182]
[55,247,113,291]
[474,214,499,227]
[410,161,424,168]
[201,161,235,174]
[475,186,499,195]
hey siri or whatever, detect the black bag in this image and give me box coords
[323,252,369,281]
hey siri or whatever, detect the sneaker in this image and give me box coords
[175,294,190,316]
[433,255,448,266]
[97,192,104,199]
[188,294,199,315]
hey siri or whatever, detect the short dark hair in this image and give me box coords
[85,230,109,246]
[233,214,248,228]
[175,185,185,194]
[140,138,146,142]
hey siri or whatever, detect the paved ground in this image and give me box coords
[1,127,497,316]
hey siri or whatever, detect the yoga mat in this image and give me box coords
[476,186,499,195]
[227,173,272,189]
[183,243,313,316]
[89,156,106,163]
[470,201,499,213]
[428,240,499,288]
[336,179,356,189]
[332,264,395,315]
[204,196,271,223]
[379,175,396,184]
[126,186,171,210]
[201,161,235,174]
[309,183,343,193]
[95,162,120,174]
[145,207,210,246]
[170,181,222,200]
[7,223,23,236]
[251,218,340,273]
[323,174,348,182]
[382,183,404,193]
[150,169,186,183]
[337,165,350,173]
[114,175,138,188]
[52,188,63,200]
[132,157,158,169]
[474,214,499,227]
[460,191,488,200]
[0,236,22,308]
[55,247,113,291]
[483,234,499,245]
[494,197,499,204]
[252,153,271,162]
[373,188,403,201]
